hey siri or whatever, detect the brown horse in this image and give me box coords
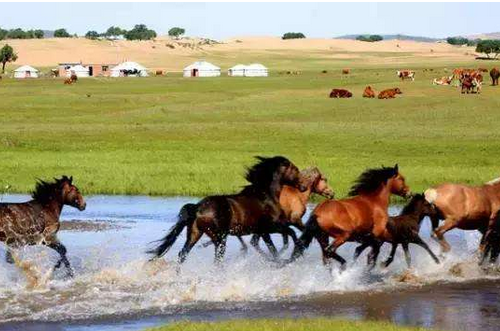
[354,193,440,268]
[213,167,334,254]
[149,156,308,263]
[291,165,410,269]
[424,178,500,259]
[0,176,86,277]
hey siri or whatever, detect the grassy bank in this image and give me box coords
[0,59,499,197]
[146,318,433,331]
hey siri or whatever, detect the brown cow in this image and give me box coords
[378,88,402,99]
[342,68,350,74]
[363,86,376,98]
[155,70,163,76]
[329,89,353,98]
[63,78,73,85]
[70,74,78,83]
[461,74,482,94]
[490,68,500,86]
[397,70,415,81]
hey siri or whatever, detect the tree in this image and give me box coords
[168,27,185,39]
[446,37,469,45]
[85,30,100,40]
[124,24,157,40]
[476,40,500,59]
[282,32,306,40]
[0,28,7,40]
[369,34,383,42]
[105,26,125,39]
[7,28,28,39]
[356,34,383,42]
[33,30,44,39]
[54,28,71,38]
[0,44,18,73]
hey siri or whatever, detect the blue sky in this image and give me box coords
[0,2,498,39]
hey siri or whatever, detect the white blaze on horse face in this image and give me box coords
[424,188,438,204]
[486,177,500,185]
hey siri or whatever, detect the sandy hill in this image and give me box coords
[2,36,479,71]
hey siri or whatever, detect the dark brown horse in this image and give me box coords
[354,193,440,268]
[149,156,307,263]
[290,165,410,269]
[0,176,86,277]
[214,167,334,255]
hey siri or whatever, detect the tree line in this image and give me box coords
[86,25,186,41]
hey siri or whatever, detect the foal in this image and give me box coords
[0,176,86,277]
[354,194,440,268]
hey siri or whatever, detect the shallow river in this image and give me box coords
[0,195,499,331]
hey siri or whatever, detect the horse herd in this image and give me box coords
[2,157,498,280]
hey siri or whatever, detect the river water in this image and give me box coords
[0,195,499,331]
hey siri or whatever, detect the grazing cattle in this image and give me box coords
[155,70,163,76]
[329,89,353,98]
[363,86,376,98]
[378,88,402,99]
[70,74,78,83]
[63,78,73,85]
[490,68,500,86]
[433,76,453,86]
[342,68,350,74]
[461,74,482,94]
[397,70,415,81]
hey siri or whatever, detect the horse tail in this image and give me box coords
[148,203,198,258]
[290,214,321,262]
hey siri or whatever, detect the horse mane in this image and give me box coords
[299,167,321,189]
[244,156,291,191]
[401,193,424,215]
[32,175,72,204]
[348,165,398,196]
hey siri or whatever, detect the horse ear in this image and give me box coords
[394,164,399,172]
[69,176,73,184]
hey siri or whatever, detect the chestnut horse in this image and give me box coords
[290,165,410,269]
[212,167,334,254]
[0,176,86,277]
[424,177,500,261]
[149,156,307,263]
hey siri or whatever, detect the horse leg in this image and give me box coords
[367,240,382,269]
[47,241,73,278]
[353,242,370,262]
[260,233,279,260]
[402,243,411,268]
[433,219,456,253]
[178,223,203,264]
[279,233,289,254]
[383,243,398,268]
[5,249,14,264]
[412,236,440,264]
[325,236,348,270]
[316,232,332,266]
[250,234,268,256]
[237,236,248,255]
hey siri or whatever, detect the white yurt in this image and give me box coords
[244,63,268,77]
[183,61,220,77]
[110,61,149,77]
[66,64,90,78]
[228,64,246,77]
[14,65,39,78]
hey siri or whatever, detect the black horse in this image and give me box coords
[149,156,307,263]
[0,176,86,277]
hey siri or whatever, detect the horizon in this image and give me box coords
[0,2,499,40]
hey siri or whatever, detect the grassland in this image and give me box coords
[146,318,434,331]
[0,56,499,197]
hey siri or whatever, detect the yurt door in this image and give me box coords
[192,69,198,77]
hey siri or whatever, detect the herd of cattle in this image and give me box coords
[329,67,500,99]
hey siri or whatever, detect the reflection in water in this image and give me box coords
[0,194,499,331]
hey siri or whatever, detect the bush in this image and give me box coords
[54,28,71,38]
[446,37,469,45]
[124,24,156,41]
[168,27,185,39]
[282,32,306,40]
[356,35,384,42]
[476,39,500,59]
[85,31,100,40]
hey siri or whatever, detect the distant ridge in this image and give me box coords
[335,34,441,42]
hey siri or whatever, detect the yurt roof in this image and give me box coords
[14,65,38,72]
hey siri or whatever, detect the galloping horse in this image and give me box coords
[149,156,307,263]
[424,177,500,261]
[354,193,440,268]
[0,176,86,277]
[216,167,334,254]
[291,165,410,269]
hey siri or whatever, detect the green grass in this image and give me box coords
[0,59,499,197]
[146,318,433,331]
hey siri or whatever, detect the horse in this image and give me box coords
[0,176,86,277]
[148,156,308,264]
[203,167,334,255]
[290,165,410,269]
[353,193,440,268]
[424,177,500,262]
